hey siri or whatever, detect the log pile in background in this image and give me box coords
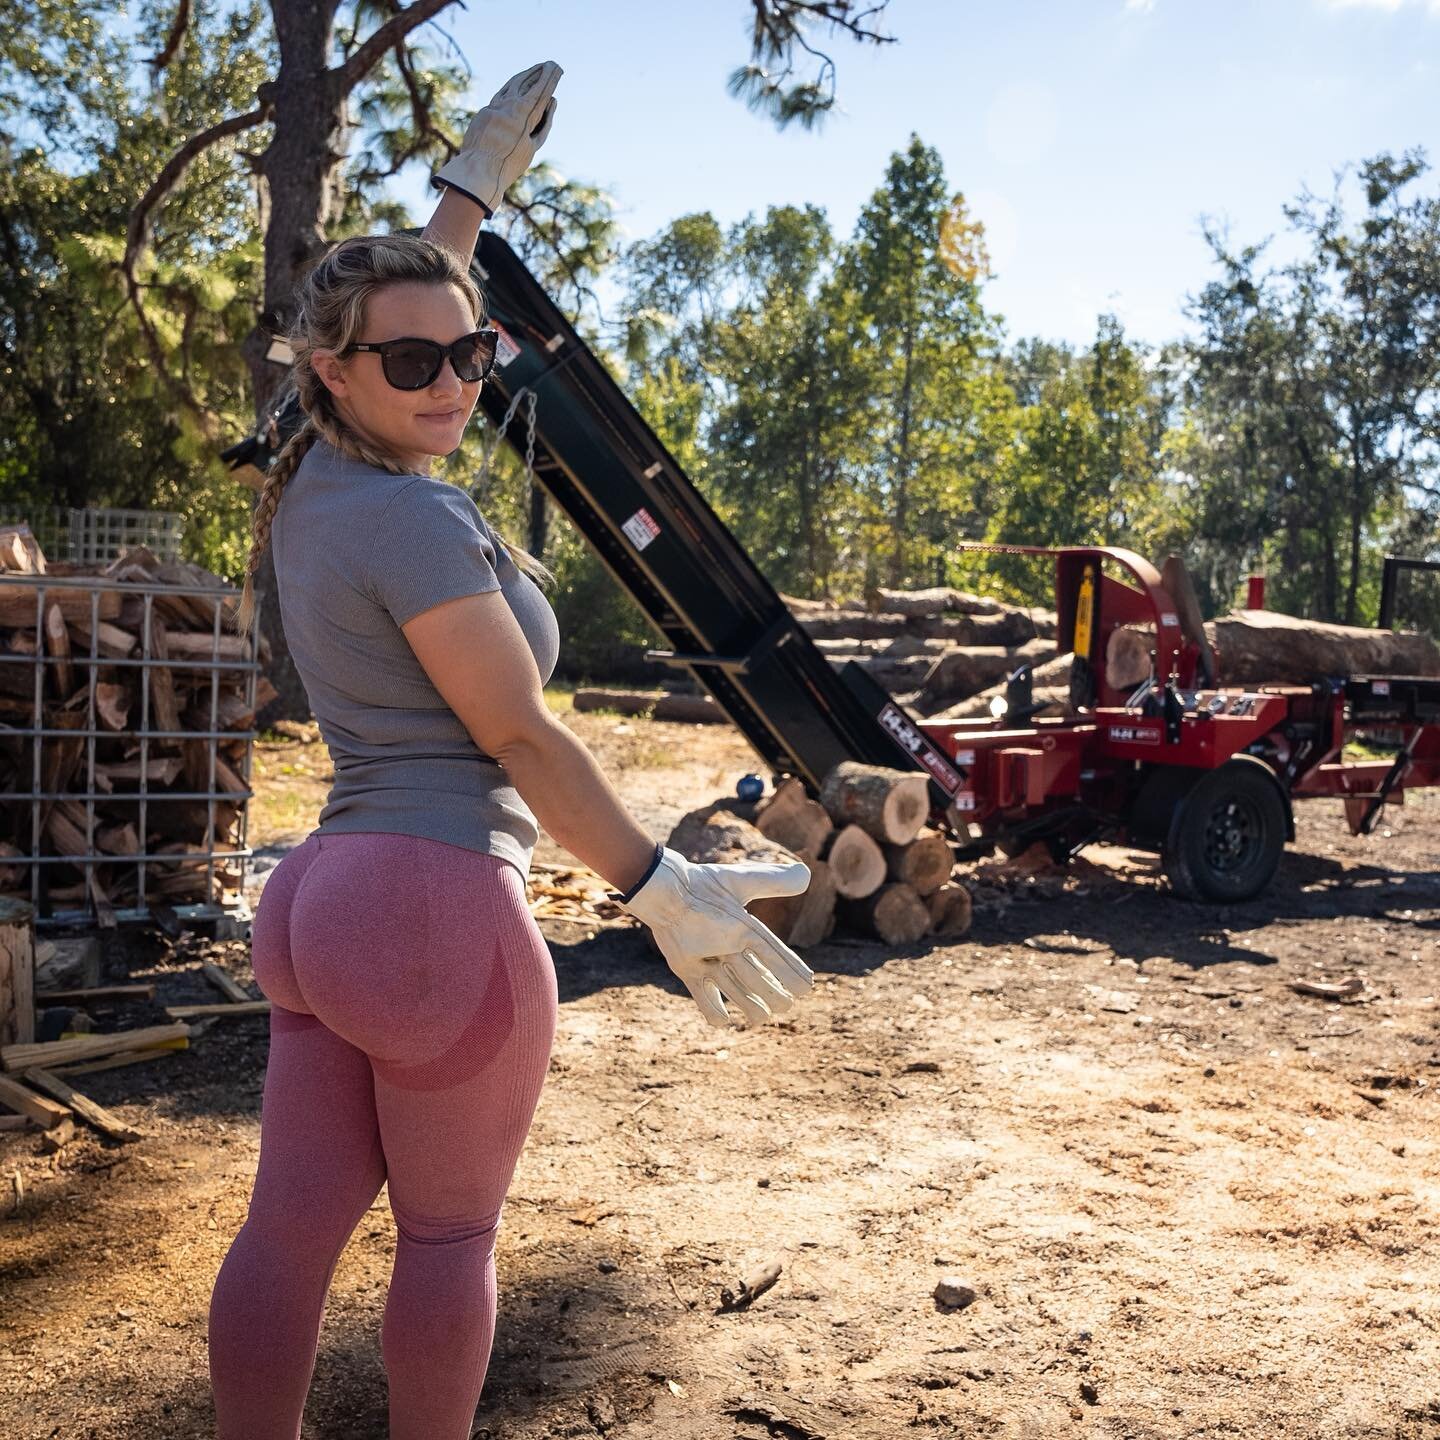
[781,588,1059,718]
[0,523,274,916]
[664,760,972,952]
[573,587,1060,725]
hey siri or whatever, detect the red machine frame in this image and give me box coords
[911,546,1440,901]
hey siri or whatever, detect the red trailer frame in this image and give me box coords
[912,546,1440,902]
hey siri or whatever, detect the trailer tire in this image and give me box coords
[1163,758,1287,903]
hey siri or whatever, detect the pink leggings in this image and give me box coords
[208,830,558,1440]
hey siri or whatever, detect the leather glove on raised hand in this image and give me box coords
[432,60,562,217]
[618,844,816,1029]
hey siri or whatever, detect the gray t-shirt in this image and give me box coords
[270,435,560,881]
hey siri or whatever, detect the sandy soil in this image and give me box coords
[2,706,1438,1440]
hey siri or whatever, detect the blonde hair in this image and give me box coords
[235,233,554,637]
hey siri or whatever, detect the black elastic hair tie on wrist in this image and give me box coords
[616,841,664,904]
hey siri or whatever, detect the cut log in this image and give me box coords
[913,610,1039,646]
[0,523,45,574]
[143,612,183,736]
[1208,610,1440,684]
[881,828,954,896]
[0,897,35,1047]
[784,857,837,948]
[818,760,930,845]
[865,586,1004,618]
[821,823,887,898]
[926,883,974,937]
[572,688,725,724]
[933,652,1075,721]
[836,882,931,944]
[44,603,72,699]
[753,777,834,857]
[915,638,1056,714]
[0,588,123,629]
[1112,610,1440,689]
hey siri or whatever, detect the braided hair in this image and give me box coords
[235,233,554,637]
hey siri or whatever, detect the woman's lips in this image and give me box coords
[418,408,461,422]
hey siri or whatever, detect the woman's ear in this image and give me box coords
[312,350,349,398]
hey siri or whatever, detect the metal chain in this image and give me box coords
[471,386,537,501]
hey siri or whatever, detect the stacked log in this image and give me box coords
[779,589,1060,717]
[664,761,972,953]
[0,524,270,916]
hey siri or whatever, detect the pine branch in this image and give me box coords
[147,0,193,79]
[335,0,460,94]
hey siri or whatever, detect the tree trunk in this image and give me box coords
[243,0,353,724]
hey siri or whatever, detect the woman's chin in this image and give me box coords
[410,413,465,448]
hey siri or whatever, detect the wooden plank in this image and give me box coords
[164,1000,269,1020]
[51,1034,190,1076]
[21,1067,143,1141]
[200,963,252,1004]
[2,1021,190,1072]
[35,984,156,1004]
[0,1071,71,1128]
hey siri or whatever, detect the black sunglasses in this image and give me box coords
[341,327,499,390]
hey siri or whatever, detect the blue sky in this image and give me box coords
[385,0,1439,351]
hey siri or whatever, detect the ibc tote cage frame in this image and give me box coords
[0,572,260,933]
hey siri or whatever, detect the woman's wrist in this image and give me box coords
[615,841,664,903]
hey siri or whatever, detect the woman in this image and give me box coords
[208,61,816,1440]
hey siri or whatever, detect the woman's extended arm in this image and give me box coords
[423,59,560,259]
[421,186,487,262]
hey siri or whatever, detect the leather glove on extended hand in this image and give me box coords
[619,845,816,1029]
[432,60,562,217]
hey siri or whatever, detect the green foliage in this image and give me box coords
[1174,148,1440,623]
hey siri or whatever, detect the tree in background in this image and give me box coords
[984,316,1179,602]
[0,0,269,564]
[836,136,1013,589]
[1177,149,1440,624]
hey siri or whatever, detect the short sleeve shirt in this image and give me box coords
[269,435,560,881]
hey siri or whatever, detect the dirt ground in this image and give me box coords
[2,704,1439,1440]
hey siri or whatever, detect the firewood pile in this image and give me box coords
[0,523,274,919]
[662,760,972,949]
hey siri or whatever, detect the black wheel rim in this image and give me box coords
[1202,793,1266,878]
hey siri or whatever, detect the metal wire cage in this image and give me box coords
[0,571,260,932]
[0,507,185,566]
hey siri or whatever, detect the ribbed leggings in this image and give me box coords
[207,830,558,1439]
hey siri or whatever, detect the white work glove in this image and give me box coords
[432,60,562,217]
[618,844,816,1029]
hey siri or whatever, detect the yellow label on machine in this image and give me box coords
[1074,563,1096,659]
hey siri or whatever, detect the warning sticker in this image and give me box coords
[492,320,521,368]
[622,507,661,551]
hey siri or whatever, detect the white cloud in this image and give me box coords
[1124,0,1156,11]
